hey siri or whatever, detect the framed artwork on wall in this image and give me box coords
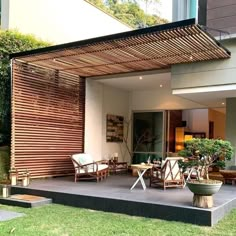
[106,114,124,142]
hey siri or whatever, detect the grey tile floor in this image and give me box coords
[10,174,236,226]
[19,174,236,210]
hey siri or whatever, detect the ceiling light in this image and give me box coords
[189,55,193,60]
[222,102,225,105]
[160,84,163,88]
[139,76,143,80]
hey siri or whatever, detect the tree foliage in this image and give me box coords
[0,30,50,145]
[180,138,234,180]
[88,0,168,28]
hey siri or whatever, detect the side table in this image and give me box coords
[109,160,128,174]
[130,164,153,190]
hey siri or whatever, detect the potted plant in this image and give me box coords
[180,138,234,208]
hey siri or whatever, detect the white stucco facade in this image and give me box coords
[85,79,130,162]
[1,0,131,44]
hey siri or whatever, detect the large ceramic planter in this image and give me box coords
[187,180,222,196]
[187,180,222,208]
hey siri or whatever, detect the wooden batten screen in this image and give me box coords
[11,60,85,178]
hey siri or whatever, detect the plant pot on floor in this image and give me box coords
[187,180,222,208]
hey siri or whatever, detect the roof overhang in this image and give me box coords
[10,18,231,78]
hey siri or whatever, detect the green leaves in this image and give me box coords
[88,0,168,28]
[0,29,50,145]
[183,138,234,166]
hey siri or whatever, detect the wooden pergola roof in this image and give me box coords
[11,19,230,78]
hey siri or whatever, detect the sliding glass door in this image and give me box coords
[132,111,165,164]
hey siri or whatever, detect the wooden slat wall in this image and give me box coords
[11,60,85,178]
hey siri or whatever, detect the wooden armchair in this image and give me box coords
[71,153,109,182]
[149,157,184,190]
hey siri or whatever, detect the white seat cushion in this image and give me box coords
[72,153,93,167]
[78,164,108,174]
[162,157,183,180]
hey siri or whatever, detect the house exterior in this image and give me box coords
[0,0,131,44]
[8,0,236,178]
[173,0,236,37]
[171,0,236,166]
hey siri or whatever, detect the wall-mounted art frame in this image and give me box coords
[106,114,124,142]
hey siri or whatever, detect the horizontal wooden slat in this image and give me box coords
[11,61,85,178]
[13,24,230,78]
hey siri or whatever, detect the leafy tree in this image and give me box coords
[138,0,161,26]
[88,0,168,28]
[0,30,50,145]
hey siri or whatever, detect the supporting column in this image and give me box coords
[226,98,236,165]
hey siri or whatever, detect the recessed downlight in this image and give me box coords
[139,76,143,80]
[160,84,163,88]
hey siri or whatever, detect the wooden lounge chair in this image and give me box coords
[71,153,109,182]
[149,157,184,190]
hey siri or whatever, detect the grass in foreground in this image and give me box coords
[0,204,236,236]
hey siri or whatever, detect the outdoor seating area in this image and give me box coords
[9,174,236,226]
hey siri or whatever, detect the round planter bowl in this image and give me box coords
[187,180,222,196]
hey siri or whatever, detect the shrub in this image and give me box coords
[0,30,50,145]
[0,30,50,176]
[180,138,234,180]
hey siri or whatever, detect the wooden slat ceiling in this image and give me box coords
[11,19,230,78]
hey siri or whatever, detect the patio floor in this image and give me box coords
[10,174,236,226]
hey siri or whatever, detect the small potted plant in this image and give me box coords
[180,138,234,208]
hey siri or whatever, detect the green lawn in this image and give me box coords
[0,204,236,236]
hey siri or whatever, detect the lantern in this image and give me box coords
[22,170,30,187]
[2,185,10,198]
[9,168,18,186]
[113,153,118,162]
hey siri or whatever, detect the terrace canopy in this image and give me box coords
[10,18,230,178]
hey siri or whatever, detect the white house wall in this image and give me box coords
[208,109,225,139]
[171,39,236,90]
[101,85,130,163]
[182,109,209,137]
[85,79,103,161]
[85,79,130,162]
[1,0,130,44]
[171,38,236,163]
[130,87,206,111]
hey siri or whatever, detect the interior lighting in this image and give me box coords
[222,102,225,105]
[139,76,143,80]
[160,84,163,88]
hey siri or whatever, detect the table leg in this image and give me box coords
[130,169,148,190]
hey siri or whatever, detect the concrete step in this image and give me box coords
[0,194,52,208]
